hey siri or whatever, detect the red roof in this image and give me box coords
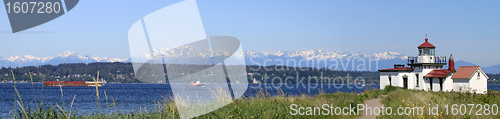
[451,66,480,79]
[424,69,452,78]
[418,38,435,48]
[378,67,413,72]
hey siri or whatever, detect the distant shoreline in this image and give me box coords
[0,82,381,85]
[4,82,500,86]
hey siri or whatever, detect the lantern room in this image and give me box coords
[418,38,435,56]
[408,38,447,66]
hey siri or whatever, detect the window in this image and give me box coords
[420,48,435,55]
[423,49,430,55]
[416,74,419,87]
[478,72,480,79]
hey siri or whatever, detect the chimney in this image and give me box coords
[448,54,454,71]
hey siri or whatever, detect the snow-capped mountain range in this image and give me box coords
[243,50,407,60]
[0,51,129,67]
[1,47,499,73]
[1,49,407,67]
[141,46,408,60]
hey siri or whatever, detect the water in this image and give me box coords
[1,83,499,117]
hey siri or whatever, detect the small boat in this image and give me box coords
[186,81,204,87]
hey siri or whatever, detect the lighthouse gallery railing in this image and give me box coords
[407,56,447,64]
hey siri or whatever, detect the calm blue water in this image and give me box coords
[1,83,499,117]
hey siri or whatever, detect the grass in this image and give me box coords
[15,91,370,119]
[378,85,500,119]
[8,89,373,118]
[7,70,373,119]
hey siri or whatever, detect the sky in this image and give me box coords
[0,0,499,67]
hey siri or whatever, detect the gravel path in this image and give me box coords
[357,98,382,119]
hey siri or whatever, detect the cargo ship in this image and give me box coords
[44,80,105,87]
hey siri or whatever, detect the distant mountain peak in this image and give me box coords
[92,56,128,62]
[23,55,38,59]
[7,55,21,61]
[58,50,77,57]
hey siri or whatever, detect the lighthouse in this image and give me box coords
[378,37,488,94]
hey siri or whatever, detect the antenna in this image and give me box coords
[426,34,427,38]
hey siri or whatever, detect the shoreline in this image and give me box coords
[0,82,381,85]
[3,82,500,85]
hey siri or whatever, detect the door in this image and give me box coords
[403,77,408,89]
[430,78,433,91]
[439,78,443,91]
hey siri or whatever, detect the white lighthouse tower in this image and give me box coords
[407,38,450,91]
[379,37,449,91]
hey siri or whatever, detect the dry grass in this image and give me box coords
[8,70,119,119]
[379,86,500,119]
[16,70,488,119]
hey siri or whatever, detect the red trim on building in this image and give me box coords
[424,69,452,78]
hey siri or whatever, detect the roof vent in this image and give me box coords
[394,64,405,68]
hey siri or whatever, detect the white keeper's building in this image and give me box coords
[378,38,488,94]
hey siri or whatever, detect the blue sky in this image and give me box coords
[0,0,499,67]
